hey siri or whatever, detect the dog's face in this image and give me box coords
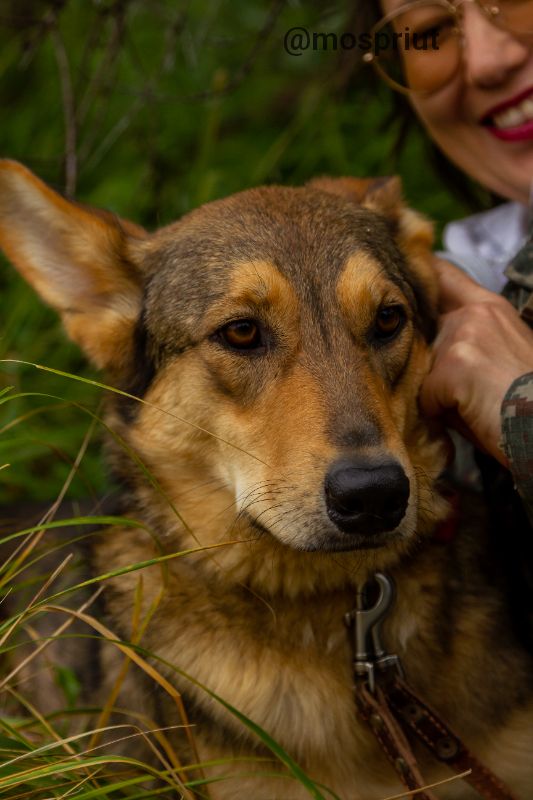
[0,163,447,564]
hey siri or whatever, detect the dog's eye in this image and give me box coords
[219,320,263,351]
[373,306,405,341]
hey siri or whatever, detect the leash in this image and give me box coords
[345,573,519,800]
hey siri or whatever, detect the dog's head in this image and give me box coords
[0,162,448,578]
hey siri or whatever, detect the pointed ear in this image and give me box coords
[355,175,438,317]
[360,175,404,216]
[306,175,381,203]
[309,174,438,319]
[0,160,147,372]
[307,174,405,209]
[354,177,435,260]
[366,179,439,319]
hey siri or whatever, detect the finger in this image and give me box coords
[433,258,494,312]
[420,378,488,454]
[418,367,455,419]
[431,309,465,353]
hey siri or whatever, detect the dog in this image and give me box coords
[1,160,533,800]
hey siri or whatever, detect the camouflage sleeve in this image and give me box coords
[501,372,533,524]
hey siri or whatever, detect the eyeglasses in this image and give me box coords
[363,0,533,93]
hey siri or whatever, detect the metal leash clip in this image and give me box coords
[344,572,403,693]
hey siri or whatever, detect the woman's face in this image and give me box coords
[380,0,533,203]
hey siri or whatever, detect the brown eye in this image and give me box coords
[219,320,263,351]
[374,306,405,340]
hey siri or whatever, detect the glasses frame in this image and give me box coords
[364,0,532,94]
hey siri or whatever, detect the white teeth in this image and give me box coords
[493,95,533,129]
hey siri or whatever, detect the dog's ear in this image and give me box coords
[0,160,147,371]
[357,176,439,323]
[309,175,438,319]
[308,175,404,215]
[309,175,438,338]
[362,178,439,321]
[307,175,381,203]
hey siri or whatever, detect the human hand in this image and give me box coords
[419,259,533,466]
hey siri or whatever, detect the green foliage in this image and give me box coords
[54,664,83,708]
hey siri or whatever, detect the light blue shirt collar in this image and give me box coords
[436,202,529,292]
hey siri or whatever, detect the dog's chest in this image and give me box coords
[142,585,362,746]
[104,558,533,799]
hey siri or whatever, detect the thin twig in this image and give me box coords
[78,2,126,125]
[381,769,473,799]
[51,25,77,196]
[0,584,103,690]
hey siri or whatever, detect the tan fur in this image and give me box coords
[0,161,146,370]
[2,160,533,799]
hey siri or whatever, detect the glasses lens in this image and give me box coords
[487,0,533,35]
[372,1,460,92]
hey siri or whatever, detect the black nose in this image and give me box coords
[325,457,409,536]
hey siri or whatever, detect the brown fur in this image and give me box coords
[1,161,533,799]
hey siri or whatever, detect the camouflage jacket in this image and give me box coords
[500,223,533,524]
[440,206,533,523]
[501,373,533,524]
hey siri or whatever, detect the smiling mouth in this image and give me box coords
[482,87,533,138]
[491,96,533,130]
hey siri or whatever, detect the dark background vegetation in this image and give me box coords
[0,0,467,506]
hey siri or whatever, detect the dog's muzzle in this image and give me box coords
[325,457,409,537]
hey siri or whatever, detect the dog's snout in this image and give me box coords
[325,457,409,536]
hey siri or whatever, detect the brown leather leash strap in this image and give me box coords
[346,573,520,800]
[356,682,440,800]
[387,676,519,800]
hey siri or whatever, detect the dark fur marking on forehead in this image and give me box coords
[141,186,436,350]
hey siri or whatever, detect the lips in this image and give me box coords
[482,86,533,142]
